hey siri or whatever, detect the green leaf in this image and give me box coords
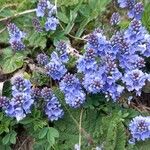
[10,131,17,144]
[135,140,150,150]
[0,113,3,121]
[19,118,34,125]
[47,132,55,145]
[38,127,48,139]
[0,48,26,74]
[49,127,59,138]
[142,3,150,32]
[2,80,12,97]
[28,32,47,49]
[64,0,83,35]
[57,12,69,23]
[2,134,11,145]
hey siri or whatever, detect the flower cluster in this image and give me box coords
[76,0,150,101]
[31,87,41,100]
[56,41,69,63]
[7,23,25,51]
[0,96,10,110]
[41,87,64,121]
[44,96,64,121]
[110,12,121,25]
[36,0,59,31]
[59,73,86,108]
[36,53,49,66]
[129,116,150,143]
[45,52,67,80]
[32,18,43,32]
[36,1,150,107]
[0,77,34,121]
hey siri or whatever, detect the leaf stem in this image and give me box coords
[0,9,36,22]
[79,109,83,149]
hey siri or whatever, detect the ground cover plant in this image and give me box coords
[0,0,150,149]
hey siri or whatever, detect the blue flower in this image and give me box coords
[77,49,98,74]
[7,23,25,41]
[65,90,86,108]
[86,32,109,55]
[0,96,10,110]
[56,41,69,63]
[7,23,26,51]
[6,93,34,121]
[36,53,49,66]
[10,40,25,51]
[41,87,53,100]
[104,83,124,101]
[31,87,41,100]
[45,17,59,31]
[83,73,104,94]
[12,77,32,96]
[45,96,64,121]
[45,52,67,80]
[32,18,43,32]
[128,2,144,20]
[129,116,150,142]
[36,0,48,17]
[124,19,147,44]
[118,0,135,9]
[119,54,145,71]
[59,73,81,94]
[110,12,121,25]
[122,69,148,95]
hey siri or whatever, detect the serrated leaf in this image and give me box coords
[28,32,47,49]
[0,48,26,74]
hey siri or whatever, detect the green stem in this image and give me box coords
[0,9,36,22]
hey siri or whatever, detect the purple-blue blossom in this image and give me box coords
[124,19,147,44]
[83,73,104,94]
[118,0,135,9]
[31,87,41,100]
[56,41,69,63]
[104,83,124,101]
[128,2,144,20]
[10,40,25,51]
[129,116,150,142]
[7,23,25,51]
[7,23,25,41]
[86,32,109,55]
[45,52,67,80]
[36,0,49,17]
[59,73,81,94]
[12,77,32,96]
[77,49,98,74]
[45,96,64,121]
[32,18,43,32]
[36,53,49,66]
[110,12,121,25]
[65,90,86,108]
[41,87,53,100]
[45,17,59,31]
[122,69,149,95]
[5,93,34,121]
[0,96,10,110]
